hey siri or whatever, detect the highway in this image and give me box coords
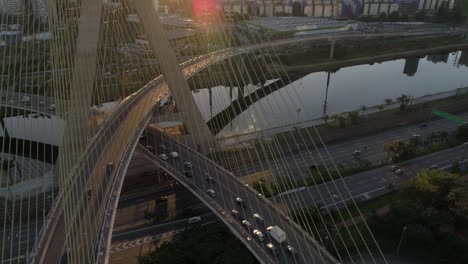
[231,111,468,178]
[140,130,338,264]
[275,143,468,211]
[28,27,468,262]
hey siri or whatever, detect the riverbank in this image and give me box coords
[213,87,468,172]
[277,36,468,73]
[282,42,468,73]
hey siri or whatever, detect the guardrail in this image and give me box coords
[97,113,151,264]
[137,145,271,264]
[156,132,340,264]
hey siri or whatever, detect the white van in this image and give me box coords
[187,216,201,224]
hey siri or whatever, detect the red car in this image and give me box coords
[206,176,216,184]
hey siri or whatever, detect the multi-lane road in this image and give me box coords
[22,27,468,263]
[275,142,468,211]
[139,129,340,264]
[232,111,468,178]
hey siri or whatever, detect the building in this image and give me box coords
[341,0,363,17]
[457,50,468,67]
[31,0,48,24]
[362,0,399,16]
[403,57,420,76]
[418,0,455,12]
[222,0,341,17]
[427,53,449,63]
[0,0,24,16]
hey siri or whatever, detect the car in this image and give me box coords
[158,154,168,160]
[159,144,168,150]
[158,196,168,202]
[430,164,439,170]
[207,189,216,197]
[169,152,179,158]
[231,209,241,220]
[236,197,246,208]
[420,123,427,128]
[242,220,252,231]
[266,243,279,256]
[146,145,153,151]
[253,229,265,241]
[47,104,56,111]
[253,213,264,224]
[412,134,421,138]
[188,216,201,224]
[206,176,216,184]
[183,162,192,168]
[9,99,16,104]
[352,150,361,156]
[184,171,192,178]
[287,245,298,256]
[394,168,403,175]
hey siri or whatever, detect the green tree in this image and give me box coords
[348,111,360,125]
[415,10,427,21]
[436,5,450,22]
[456,124,468,142]
[384,140,414,161]
[389,11,400,21]
[359,105,368,117]
[396,94,411,111]
[140,225,257,264]
[379,12,387,21]
[384,98,394,108]
[377,105,385,112]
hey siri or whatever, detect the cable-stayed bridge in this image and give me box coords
[5,0,465,263]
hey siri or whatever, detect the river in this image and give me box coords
[193,50,468,139]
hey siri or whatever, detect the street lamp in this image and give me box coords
[396,226,407,256]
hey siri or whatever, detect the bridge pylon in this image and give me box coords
[135,0,218,151]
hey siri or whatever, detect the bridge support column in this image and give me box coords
[330,39,335,60]
[135,0,218,151]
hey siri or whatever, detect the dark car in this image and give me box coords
[287,245,298,256]
[231,209,241,220]
[235,197,247,208]
[206,176,216,184]
[184,171,192,178]
[267,243,279,256]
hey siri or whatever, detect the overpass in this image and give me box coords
[7,28,467,262]
[4,5,465,262]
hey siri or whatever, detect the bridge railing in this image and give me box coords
[137,144,272,264]
[96,113,152,264]
[156,132,340,264]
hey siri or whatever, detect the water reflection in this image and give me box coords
[194,50,468,138]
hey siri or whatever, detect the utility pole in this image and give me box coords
[396,225,407,256]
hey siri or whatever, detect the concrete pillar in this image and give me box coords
[135,0,217,150]
[329,39,335,60]
[54,0,103,185]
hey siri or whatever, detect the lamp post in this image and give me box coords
[396,226,407,256]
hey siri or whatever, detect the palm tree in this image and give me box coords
[348,111,360,125]
[377,105,385,112]
[360,105,367,117]
[322,115,329,124]
[396,94,410,111]
[384,98,394,108]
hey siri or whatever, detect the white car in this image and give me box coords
[158,154,168,160]
[188,216,201,224]
[169,151,179,158]
[253,229,265,241]
[207,189,216,197]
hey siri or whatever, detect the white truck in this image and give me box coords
[266,226,286,244]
